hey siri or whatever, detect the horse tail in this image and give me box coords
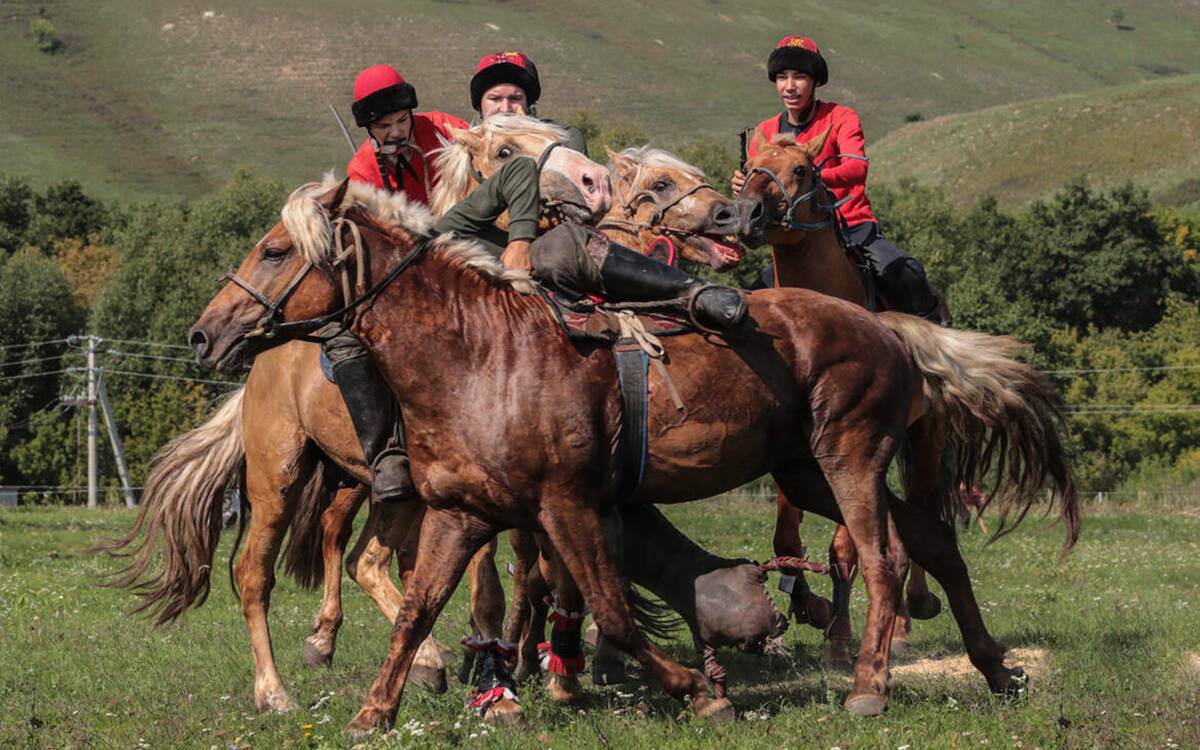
[628,585,685,641]
[280,459,335,589]
[878,314,1080,560]
[95,387,247,624]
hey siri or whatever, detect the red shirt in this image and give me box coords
[346,111,470,207]
[748,101,875,227]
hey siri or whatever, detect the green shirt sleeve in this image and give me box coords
[431,156,541,255]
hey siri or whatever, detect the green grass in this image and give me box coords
[2,495,1199,748]
[2,1,1199,202]
[871,74,1200,210]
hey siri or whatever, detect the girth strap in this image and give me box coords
[614,341,649,504]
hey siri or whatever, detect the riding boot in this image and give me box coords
[598,242,748,333]
[879,257,947,325]
[326,348,416,503]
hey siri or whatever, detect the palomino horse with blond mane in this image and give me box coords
[188,167,1077,732]
[101,120,768,722]
[739,128,958,665]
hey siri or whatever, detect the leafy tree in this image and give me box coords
[54,234,117,307]
[0,174,34,254]
[26,180,108,251]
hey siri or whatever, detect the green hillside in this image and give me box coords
[871,74,1200,210]
[2,0,1199,201]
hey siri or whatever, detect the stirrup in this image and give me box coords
[686,284,748,335]
[371,445,416,503]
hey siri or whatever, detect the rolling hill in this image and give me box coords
[1,0,1199,202]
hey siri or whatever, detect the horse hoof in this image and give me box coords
[844,693,888,716]
[302,640,333,667]
[482,698,525,726]
[409,664,448,694]
[907,592,942,620]
[889,637,911,656]
[993,666,1029,699]
[547,673,583,704]
[592,663,630,686]
[457,653,477,685]
[693,696,735,722]
[255,690,298,713]
[821,639,854,673]
[584,622,600,646]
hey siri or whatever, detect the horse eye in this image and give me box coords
[652,180,671,191]
[496,145,514,159]
[261,246,288,261]
[792,166,807,178]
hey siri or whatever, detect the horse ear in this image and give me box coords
[802,125,834,161]
[750,129,770,155]
[320,178,350,213]
[446,125,479,149]
[605,147,633,172]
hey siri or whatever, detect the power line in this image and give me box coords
[98,368,242,387]
[90,336,194,352]
[0,354,70,369]
[0,369,69,382]
[1047,364,1200,375]
[0,339,68,352]
[101,349,202,366]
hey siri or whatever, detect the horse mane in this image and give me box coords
[429,114,569,217]
[611,145,705,181]
[281,174,536,295]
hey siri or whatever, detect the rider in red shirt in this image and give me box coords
[733,36,942,322]
[346,64,470,206]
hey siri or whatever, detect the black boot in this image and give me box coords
[328,353,416,502]
[880,257,947,325]
[599,243,748,333]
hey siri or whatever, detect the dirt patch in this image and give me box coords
[1185,652,1200,679]
[892,647,1047,681]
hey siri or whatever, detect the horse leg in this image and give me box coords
[505,529,544,683]
[512,545,550,683]
[346,500,448,693]
[304,485,366,667]
[898,416,944,624]
[461,539,523,724]
[539,506,732,720]
[888,499,1026,696]
[773,491,833,631]
[536,538,587,704]
[346,507,499,735]
[905,563,941,619]
[239,447,310,713]
[823,524,857,670]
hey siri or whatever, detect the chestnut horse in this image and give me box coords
[189,175,1077,732]
[102,127,759,720]
[740,128,956,664]
[99,116,614,720]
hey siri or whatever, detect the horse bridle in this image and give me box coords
[221,215,428,342]
[465,138,580,219]
[740,153,867,231]
[601,165,724,243]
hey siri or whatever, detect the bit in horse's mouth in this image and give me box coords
[685,233,746,271]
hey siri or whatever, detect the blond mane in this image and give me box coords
[281,174,536,294]
[611,145,705,181]
[429,114,569,217]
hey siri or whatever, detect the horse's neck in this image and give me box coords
[772,226,867,304]
[597,207,652,253]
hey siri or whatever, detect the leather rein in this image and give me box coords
[740,152,867,231]
[598,165,724,243]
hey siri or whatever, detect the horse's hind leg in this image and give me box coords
[888,499,1025,696]
[304,484,367,667]
[824,524,858,670]
[460,538,523,723]
[772,492,834,631]
[348,507,500,735]
[537,540,587,704]
[505,529,545,683]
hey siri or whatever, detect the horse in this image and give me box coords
[101,125,765,722]
[98,115,613,723]
[188,174,1078,733]
[739,128,958,665]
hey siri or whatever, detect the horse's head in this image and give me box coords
[189,179,384,373]
[605,146,756,271]
[739,127,833,247]
[431,114,611,223]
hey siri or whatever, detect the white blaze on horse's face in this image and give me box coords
[542,145,611,220]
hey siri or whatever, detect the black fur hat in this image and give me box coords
[767,36,828,86]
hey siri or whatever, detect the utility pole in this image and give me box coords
[97,374,136,507]
[86,335,98,509]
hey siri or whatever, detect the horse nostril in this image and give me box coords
[582,174,596,193]
[189,327,211,359]
[713,206,735,225]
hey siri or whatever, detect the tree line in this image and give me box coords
[2,116,1199,502]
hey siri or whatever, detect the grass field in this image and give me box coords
[2,494,1199,749]
[2,1,1199,202]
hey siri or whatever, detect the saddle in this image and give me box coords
[538,286,695,503]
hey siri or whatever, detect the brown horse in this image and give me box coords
[739,128,957,664]
[189,175,1077,732]
[99,116,612,721]
[102,126,759,721]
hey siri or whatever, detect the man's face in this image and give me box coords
[774,70,816,112]
[480,83,528,118]
[368,109,414,154]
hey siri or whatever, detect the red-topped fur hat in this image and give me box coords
[470,51,541,112]
[352,64,418,127]
[767,36,828,86]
